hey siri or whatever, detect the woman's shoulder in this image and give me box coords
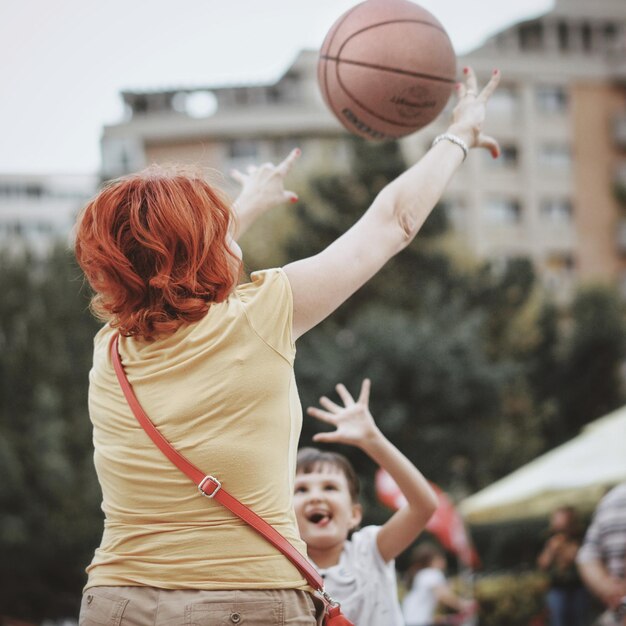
[233,268,295,360]
[236,268,291,302]
[93,323,115,351]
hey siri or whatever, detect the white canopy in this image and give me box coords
[459,405,626,524]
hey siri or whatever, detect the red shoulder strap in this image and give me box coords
[109,334,324,591]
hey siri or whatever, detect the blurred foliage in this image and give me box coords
[282,138,626,503]
[0,246,102,620]
[469,518,547,571]
[558,287,626,434]
[473,571,548,626]
[1,140,626,620]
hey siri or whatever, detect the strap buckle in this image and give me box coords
[198,475,221,498]
[321,588,340,608]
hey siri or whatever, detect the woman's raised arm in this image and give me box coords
[284,67,500,340]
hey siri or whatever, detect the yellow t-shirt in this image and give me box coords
[85,269,309,591]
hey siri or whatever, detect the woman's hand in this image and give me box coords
[447,66,501,158]
[231,148,300,234]
[307,379,382,449]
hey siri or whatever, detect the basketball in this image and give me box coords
[318,0,457,141]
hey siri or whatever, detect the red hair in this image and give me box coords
[75,165,242,340]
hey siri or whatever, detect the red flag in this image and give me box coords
[375,468,480,568]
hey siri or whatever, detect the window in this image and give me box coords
[487,86,518,117]
[25,184,44,198]
[234,89,249,106]
[615,116,626,148]
[519,22,543,51]
[486,145,518,167]
[0,183,45,198]
[228,140,258,160]
[35,222,53,233]
[541,199,573,224]
[539,144,571,169]
[536,85,568,114]
[581,22,592,52]
[272,137,302,159]
[267,86,282,103]
[604,22,618,45]
[133,96,148,115]
[558,21,570,51]
[485,198,522,224]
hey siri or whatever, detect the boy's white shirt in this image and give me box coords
[314,525,404,626]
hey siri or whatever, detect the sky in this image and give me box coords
[0,0,553,175]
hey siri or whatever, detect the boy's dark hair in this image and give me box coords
[296,447,361,503]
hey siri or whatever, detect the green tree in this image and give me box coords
[558,286,626,434]
[285,137,626,509]
[0,246,102,620]
[284,139,544,498]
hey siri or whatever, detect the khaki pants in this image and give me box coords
[79,586,323,626]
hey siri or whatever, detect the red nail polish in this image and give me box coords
[291,196,298,203]
[463,67,469,74]
[493,69,499,75]
[295,148,301,156]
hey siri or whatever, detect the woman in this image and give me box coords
[76,66,500,625]
[538,506,589,626]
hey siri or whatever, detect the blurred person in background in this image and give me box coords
[577,483,626,626]
[537,506,589,626]
[402,543,476,626]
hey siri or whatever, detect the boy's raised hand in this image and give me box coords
[310,377,439,563]
[308,379,381,448]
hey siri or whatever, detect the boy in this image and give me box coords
[294,379,438,626]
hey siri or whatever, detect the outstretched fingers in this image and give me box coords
[277,147,301,176]
[335,383,355,407]
[319,395,343,413]
[307,406,338,426]
[479,69,501,103]
[230,168,246,185]
[463,66,478,96]
[312,431,341,443]
[358,379,371,405]
[457,67,500,104]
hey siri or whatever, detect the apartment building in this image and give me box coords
[0,174,97,254]
[100,0,626,299]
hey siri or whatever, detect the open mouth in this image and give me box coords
[307,511,332,527]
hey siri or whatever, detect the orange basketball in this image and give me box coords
[318,0,457,141]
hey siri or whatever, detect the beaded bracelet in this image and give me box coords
[431,133,469,161]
